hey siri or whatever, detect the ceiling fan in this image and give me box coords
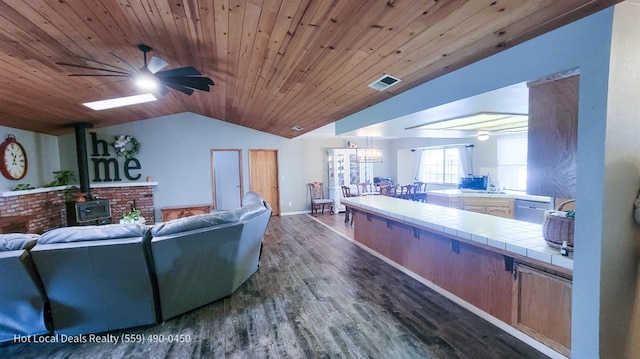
[57,44,214,96]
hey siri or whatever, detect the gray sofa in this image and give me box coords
[1,191,271,342]
[150,191,272,320]
[0,234,50,343]
[30,224,158,336]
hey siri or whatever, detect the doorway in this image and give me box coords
[249,149,280,215]
[211,149,243,210]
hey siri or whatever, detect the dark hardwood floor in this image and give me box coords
[0,214,549,358]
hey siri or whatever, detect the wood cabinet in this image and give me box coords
[352,210,513,323]
[462,197,514,218]
[327,148,374,212]
[427,194,460,208]
[527,72,579,198]
[512,264,572,357]
[430,195,514,218]
[160,204,211,222]
[351,207,573,356]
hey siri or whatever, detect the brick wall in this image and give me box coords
[0,185,156,234]
[0,190,66,234]
[93,186,155,225]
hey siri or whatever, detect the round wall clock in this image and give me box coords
[0,134,28,180]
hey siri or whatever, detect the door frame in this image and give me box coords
[210,149,244,210]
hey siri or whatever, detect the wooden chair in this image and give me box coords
[341,185,356,225]
[308,182,334,216]
[358,183,374,195]
[382,185,398,197]
[398,185,409,199]
[413,182,427,202]
[401,184,417,200]
[341,185,355,198]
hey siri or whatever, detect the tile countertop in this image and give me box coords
[427,188,551,202]
[341,195,572,271]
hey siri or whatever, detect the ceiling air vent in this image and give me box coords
[368,74,401,91]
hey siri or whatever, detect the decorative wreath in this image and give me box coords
[111,135,140,159]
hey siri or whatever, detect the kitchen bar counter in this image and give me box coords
[427,188,551,202]
[342,195,572,357]
[341,195,572,271]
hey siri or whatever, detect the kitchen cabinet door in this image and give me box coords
[512,264,572,356]
[462,205,486,214]
[461,197,514,218]
[486,206,512,218]
[527,73,579,198]
[428,194,460,208]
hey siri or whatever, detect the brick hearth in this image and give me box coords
[0,183,156,234]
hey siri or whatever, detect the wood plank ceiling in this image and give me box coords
[0,0,621,138]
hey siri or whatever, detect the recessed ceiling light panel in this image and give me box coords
[83,93,157,111]
[407,112,528,132]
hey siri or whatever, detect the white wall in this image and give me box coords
[57,113,352,218]
[604,3,640,358]
[0,126,59,192]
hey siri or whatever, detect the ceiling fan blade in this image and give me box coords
[69,74,131,77]
[57,62,131,75]
[160,76,214,92]
[162,82,195,95]
[110,52,140,73]
[75,56,132,73]
[156,66,202,77]
[148,56,169,73]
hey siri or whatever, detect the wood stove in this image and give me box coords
[66,123,112,226]
[66,200,112,226]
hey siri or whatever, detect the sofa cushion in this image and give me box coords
[233,203,267,221]
[0,233,40,251]
[39,223,148,244]
[242,191,266,207]
[151,211,239,237]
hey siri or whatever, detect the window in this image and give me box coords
[497,135,528,190]
[416,146,462,185]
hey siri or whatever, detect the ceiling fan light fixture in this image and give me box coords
[134,72,160,90]
[83,93,157,110]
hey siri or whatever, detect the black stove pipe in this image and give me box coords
[73,122,93,201]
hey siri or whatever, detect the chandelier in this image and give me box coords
[355,137,382,163]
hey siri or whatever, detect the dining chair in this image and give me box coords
[358,183,374,195]
[413,182,428,202]
[383,185,398,197]
[403,184,417,200]
[341,185,356,225]
[308,182,334,216]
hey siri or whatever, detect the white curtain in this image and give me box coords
[458,144,474,177]
[413,144,473,183]
[413,150,423,182]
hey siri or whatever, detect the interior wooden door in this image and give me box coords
[249,149,280,215]
[211,149,243,210]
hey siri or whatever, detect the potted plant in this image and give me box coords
[120,208,146,225]
[44,170,75,187]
